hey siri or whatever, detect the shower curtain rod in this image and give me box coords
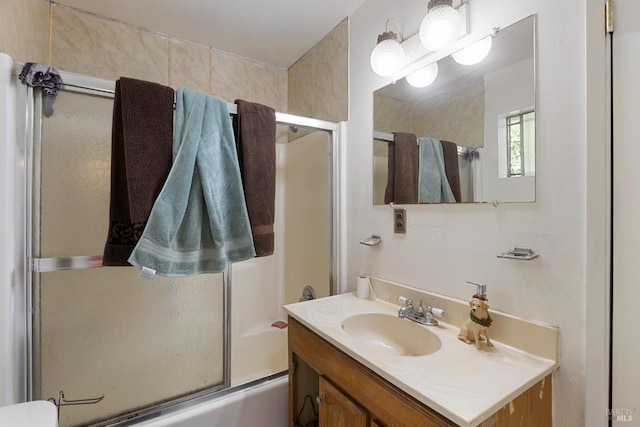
[12,63,337,132]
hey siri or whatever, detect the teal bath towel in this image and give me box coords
[128,87,256,276]
[418,137,456,203]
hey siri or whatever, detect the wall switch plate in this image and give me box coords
[393,208,406,234]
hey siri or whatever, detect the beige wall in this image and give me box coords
[413,77,484,148]
[374,76,484,149]
[285,19,346,300]
[0,0,348,121]
[288,18,348,123]
[284,131,331,305]
[0,0,49,63]
[374,95,413,135]
[49,5,288,112]
[0,0,346,170]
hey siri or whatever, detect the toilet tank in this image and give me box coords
[0,400,57,427]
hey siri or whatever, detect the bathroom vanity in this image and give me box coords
[285,278,558,427]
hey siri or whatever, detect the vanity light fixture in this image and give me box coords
[419,0,463,52]
[370,19,405,77]
[405,62,438,88]
[452,35,493,65]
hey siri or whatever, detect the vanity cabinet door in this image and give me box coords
[319,376,368,427]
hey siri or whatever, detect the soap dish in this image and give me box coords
[497,247,539,261]
[359,235,382,247]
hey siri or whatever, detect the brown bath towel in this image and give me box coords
[102,77,175,266]
[384,132,418,204]
[440,140,462,203]
[233,99,277,257]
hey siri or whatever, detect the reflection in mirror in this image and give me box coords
[373,15,536,205]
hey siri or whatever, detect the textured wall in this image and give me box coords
[49,4,288,113]
[288,18,348,123]
[413,77,484,148]
[0,0,49,63]
[374,77,484,149]
[373,95,413,135]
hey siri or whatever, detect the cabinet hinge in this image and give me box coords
[605,0,614,34]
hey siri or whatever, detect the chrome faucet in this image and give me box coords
[397,296,446,326]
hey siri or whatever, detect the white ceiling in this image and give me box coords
[53,0,368,68]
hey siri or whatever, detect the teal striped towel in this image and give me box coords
[128,87,255,276]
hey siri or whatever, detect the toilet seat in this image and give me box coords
[0,400,58,427]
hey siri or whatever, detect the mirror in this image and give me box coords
[373,15,536,205]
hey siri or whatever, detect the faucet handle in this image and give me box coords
[430,307,447,317]
[398,296,413,307]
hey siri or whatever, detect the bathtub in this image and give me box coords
[134,375,288,427]
[232,324,288,386]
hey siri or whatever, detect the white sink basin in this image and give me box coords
[342,313,441,357]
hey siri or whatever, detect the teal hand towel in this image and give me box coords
[418,137,456,203]
[128,87,256,276]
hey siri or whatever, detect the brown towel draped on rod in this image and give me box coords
[233,99,277,257]
[102,77,175,266]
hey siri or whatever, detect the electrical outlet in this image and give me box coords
[393,208,406,234]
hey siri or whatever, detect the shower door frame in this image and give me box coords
[14,65,346,425]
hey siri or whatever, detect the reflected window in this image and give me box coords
[499,111,535,178]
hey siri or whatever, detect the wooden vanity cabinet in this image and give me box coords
[288,316,552,427]
[319,377,368,427]
[288,316,456,427]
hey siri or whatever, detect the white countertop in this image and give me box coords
[284,293,557,427]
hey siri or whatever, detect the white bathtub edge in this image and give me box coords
[133,375,288,427]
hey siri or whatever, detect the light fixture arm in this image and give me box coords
[385,18,402,41]
[428,0,454,9]
[370,17,406,77]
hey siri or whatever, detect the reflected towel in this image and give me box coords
[440,140,461,203]
[233,99,276,257]
[418,137,456,203]
[103,78,174,266]
[128,87,255,276]
[384,132,418,204]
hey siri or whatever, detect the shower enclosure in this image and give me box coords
[10,64,344,426]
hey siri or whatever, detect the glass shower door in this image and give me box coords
[33,89,227,426]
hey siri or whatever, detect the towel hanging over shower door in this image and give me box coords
[102,77,175,266]
[233,99,277,257]
[128,87,255,276]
